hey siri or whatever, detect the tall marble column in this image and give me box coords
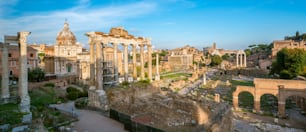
[139,44,145,79]
[244,53,247,67]
[112,43,119,83]
[96,42,103,90]
[1,42,10,100]
[147,44,152,81]
[18,31,31,113]
[155,53,160,81]
[89,39,95,86]
[123,44,129,82]
[132,44,137,80]
[236,54,239,68]
[240,53,243,67]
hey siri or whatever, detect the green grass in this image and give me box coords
[160,72,191,81]
[0,103,25,125]
[30,86,59,108]
[230,80,254,86]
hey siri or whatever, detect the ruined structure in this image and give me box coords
[86,27,159,110]
[236,50,246,68]
[1,32,32,122]
[272,40,306,58]
[233,78,306,117]
[168,45,202,71]
[108,84,232,131]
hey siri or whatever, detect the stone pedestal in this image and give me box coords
[88,89,109,111]
[1,43,10,100]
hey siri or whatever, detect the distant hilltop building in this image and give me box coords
[167,45,203,71]
[272,40,306,58]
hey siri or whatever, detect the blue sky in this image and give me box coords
[1,0,306,50]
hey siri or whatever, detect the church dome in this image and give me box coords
[56,21,76,45]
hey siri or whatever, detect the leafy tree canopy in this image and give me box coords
[270,48,306,79]
[210,55,222,66]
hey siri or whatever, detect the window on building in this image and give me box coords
[30,53,34,57]
[8,53,12,57]
[10,71,13,75]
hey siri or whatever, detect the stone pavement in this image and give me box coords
[71,110,126,132]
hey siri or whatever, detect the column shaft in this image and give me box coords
[123,44,129,82]
[254,100,260,113]
[155,53,160,81]
[1,43,10,99]
[18,31,31,113]
[140,44,145,79]
[96,42,103,90]
[132,44,137,80]
[113,43,119,83]
[236,54,239,68]
[244,53,247,67]
[89,42,95,85]
[148,45,152,81]
[233,96,239,110]
[240,54,243,67]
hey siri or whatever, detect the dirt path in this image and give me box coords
[72,110,126,132]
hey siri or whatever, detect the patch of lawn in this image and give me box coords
[0,103,24,125]
[230,80,254,86]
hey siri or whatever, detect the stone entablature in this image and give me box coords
[233,78,306,117]
[272,40,306,58]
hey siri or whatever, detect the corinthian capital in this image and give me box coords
[18,32,31,44]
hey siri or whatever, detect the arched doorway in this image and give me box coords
[66,63,72,73]
[238,91,254,111]
[260,94,278,115]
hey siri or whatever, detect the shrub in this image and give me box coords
[44,83,55,87]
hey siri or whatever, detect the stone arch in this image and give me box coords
[260,94,278,113]
[238,91,254,110]
[233,86,255,110]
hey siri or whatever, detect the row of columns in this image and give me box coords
[86,32,158,90]
[1,32,31,113]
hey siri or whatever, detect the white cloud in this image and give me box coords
[0,1,157,45]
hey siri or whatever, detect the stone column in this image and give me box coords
[147,44,152,81]
[112,43,119,83]
[1,42,10,100]
[89,39,95,86]
[203,73,206,85]
[132,44,137,80]
[278,101,286,117]
[240,53,243,67]
[18,31,31,113]
[236,54,239,68]
[139,44,145,79]
[155,53,160,81]
[244,53,247,67]
[123,44,129,82]
[96,42,103,90]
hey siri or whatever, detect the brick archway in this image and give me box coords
[233,78,306,117]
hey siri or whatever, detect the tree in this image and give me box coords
[270,48,306,79]
[210,55,222,66]
[28,68,45,82]
[221,53,230,60]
